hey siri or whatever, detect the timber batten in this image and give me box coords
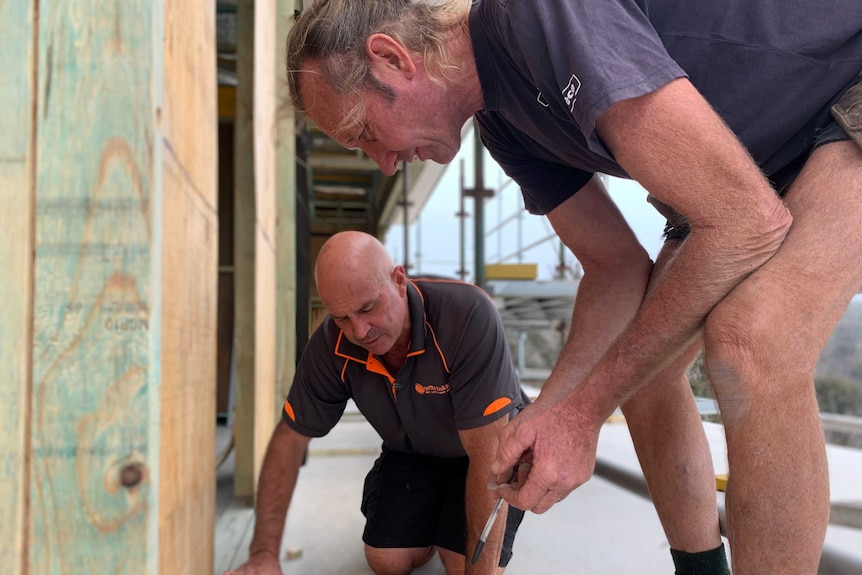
[1,1,218,573]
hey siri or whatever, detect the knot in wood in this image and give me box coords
[120,463,144,488]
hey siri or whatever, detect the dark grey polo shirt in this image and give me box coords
[470,0,862,214]
[283,278,529,459]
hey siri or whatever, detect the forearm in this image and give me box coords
[570,77,795,419]
[539,255,652,403]
[538,175,655,404]
[464,459,507,574]
[248,421,309,558]
[460,419,509,574]
[570,209,791,419]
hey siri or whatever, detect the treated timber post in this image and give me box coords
[235,0,295,499]
[233,0,259,498]
[157,2,218,571]
[250,0,280,493]
[0,0,218,573]
[270,0,298,426]
[0,0,35,571]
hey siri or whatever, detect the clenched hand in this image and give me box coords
[489,394,602,513]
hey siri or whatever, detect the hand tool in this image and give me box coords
[470,469,518,565]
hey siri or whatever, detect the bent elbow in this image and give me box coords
[760,201,793,256]
[737,201,793,271]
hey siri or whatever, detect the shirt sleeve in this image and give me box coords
[282,323,350,438]
[476,112,594,215]
[495,0,686,147]
[443,287,526,430]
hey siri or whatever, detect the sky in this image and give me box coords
[383,127,667,281]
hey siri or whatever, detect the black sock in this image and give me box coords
[670,543,730,575]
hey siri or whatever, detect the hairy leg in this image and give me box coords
[622,342,721,553]
[703,140,862,573]
[622,240,722,553]
[436,547,506,575]
[364,545,435,575]
[436,547,465,575]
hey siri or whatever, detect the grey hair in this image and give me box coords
[286,0,470,133]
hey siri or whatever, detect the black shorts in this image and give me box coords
[360,447,525,567]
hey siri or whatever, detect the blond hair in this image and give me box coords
[286,0,470,133]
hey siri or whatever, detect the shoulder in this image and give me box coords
[410,278,502,351]
[306,315,340,349]
[411,277,494,313]
[296,316,343,370]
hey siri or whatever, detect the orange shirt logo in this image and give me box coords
[414,383,451,395]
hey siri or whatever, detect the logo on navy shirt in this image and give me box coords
[562,74,581,112]
[536,90,549,108]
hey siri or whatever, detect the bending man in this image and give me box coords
[285,1,862,573]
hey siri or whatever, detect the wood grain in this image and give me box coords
[158,0,218,572]
[0,1,35,573]
[30,2,155,570]
[273,0,298,417]
[253,0,278,495]
[18,0,217,573]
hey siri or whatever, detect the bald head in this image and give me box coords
[314,232,410,356]
[315,231,394,295]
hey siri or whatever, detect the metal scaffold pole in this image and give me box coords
[456,159,469,281]
[401,161,411,272]
[464,118,494,288]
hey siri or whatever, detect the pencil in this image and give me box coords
[470,495,506,565]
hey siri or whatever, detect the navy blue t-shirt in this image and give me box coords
[470,0,862,214]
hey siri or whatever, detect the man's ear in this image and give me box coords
[391,265,408,293]
[367,33,417,81]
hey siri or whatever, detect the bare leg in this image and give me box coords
[622,340,721,553]
[365,545,435,575]
[436,547,466,575]
[621,237,722,554]
[435,547,507,575]
[703,140,862,573]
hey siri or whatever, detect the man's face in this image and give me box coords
[300,65,465,176]
[321,269,407,356]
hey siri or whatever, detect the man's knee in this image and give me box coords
[436,546,465,574]
[365,546,434,575]
[702,297,814,423]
